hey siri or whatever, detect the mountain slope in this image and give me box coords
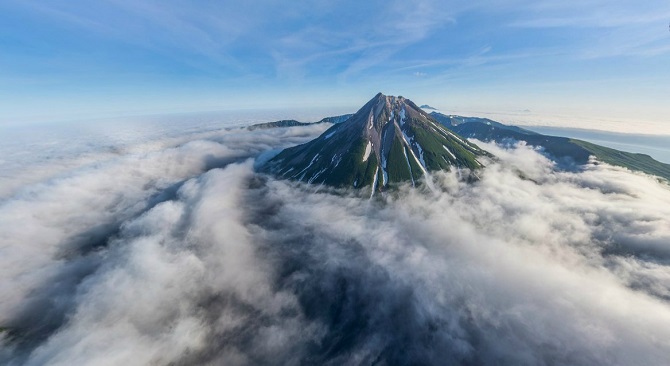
[448,120,670,181]
[247,114,353,131]
[571,139,670,180]
[430,111,539,135]
[247,119,311,130]
[317,114,354,124]
[263,93,488,190]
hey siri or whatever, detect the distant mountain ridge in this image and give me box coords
[430,112,670,181]
[429,112,538,135]
[263,93,488,191]
[246,114,353,130]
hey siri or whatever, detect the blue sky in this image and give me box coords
[1,0,669,130]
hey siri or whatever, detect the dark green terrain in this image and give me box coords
[432,112,670,181]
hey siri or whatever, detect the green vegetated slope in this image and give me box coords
[572,139,670,180]
[449,119,670,181]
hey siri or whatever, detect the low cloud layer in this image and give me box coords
[2,125,670,365]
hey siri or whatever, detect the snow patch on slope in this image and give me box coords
[415,143,426,168]
[448,132,468,146]
[370,168,378,197]
[363,141,372,162]
[443,145,457,160]
[395,122,429,177]
[403,147,415,187]
[331,154,342,168]
[308,168,327,183]
[296,154,319,179]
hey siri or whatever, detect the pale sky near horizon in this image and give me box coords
[1,0,669,133]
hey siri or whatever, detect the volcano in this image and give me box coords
[263,93,489,191]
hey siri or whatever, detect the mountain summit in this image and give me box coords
[263,93,488,191]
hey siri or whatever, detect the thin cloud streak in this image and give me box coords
[1,0,669,133]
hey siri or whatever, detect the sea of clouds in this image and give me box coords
[1,117,670,365]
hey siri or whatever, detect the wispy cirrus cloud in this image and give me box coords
[1,0,669,127]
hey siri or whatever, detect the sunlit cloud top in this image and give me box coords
[1,0,669,131]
